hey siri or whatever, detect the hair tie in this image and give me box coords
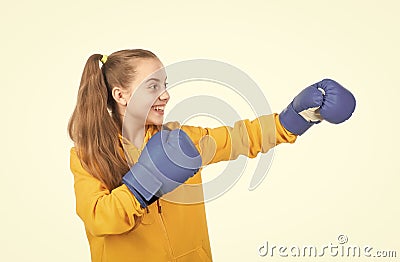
[100,55,108,64]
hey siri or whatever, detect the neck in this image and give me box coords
[121,115,146,149]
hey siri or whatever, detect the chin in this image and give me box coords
[146,118,163,126]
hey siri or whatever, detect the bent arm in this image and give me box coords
[176,113,297,165]
[70,148,145,237]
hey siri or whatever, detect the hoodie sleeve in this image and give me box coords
[178,113,297,166]
[70,148,145,237]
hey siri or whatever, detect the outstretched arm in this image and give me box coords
[172,78,355,166]
[169,113,296,166]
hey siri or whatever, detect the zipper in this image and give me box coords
[157,199,162,213]
[157,199,175,260]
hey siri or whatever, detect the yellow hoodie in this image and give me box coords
[70,114,297,262]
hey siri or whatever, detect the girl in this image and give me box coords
[68,49,355,262]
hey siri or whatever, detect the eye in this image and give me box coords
[164,82,169,88]
[149,84,158,89]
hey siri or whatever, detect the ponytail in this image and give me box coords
[68,54,129,190]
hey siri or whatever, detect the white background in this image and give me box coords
[1,0,399,261]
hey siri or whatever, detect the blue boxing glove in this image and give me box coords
[279,79,356,135]
[122,129,202,208]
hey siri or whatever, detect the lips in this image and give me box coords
[151,105,165,114]
[152,105,165,111]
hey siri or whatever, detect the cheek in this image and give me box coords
[126,100,150,117]
[126,89,160,118]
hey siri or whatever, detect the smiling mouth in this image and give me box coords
[151,105,165,114]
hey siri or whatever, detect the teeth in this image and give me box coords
[153,106,165,111]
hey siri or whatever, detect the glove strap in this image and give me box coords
[122,164,163,208]
[279,102,314,135]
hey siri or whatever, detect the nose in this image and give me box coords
[159,90,170,102]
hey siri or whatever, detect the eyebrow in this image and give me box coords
[145,77,167,83]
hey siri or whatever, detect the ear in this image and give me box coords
[111,86,128,106]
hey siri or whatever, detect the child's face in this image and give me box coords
[125,58,170,126]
